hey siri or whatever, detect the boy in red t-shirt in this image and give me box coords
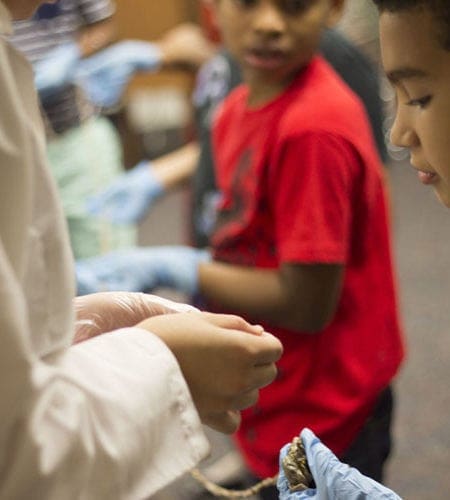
[75,0,405,495]
[202,0,404,493]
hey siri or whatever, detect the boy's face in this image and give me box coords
[380,8,450,207]
[211,0,344,94]
[4,0,56,19]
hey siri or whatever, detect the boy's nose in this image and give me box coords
[252,2,285,38]
[389,108,419,150]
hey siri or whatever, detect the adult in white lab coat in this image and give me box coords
[0,1,282,498]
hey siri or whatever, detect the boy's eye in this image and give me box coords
[233,0,258,7]
[406,95,432,109]
[281,0,314,14]
[232,0,313,12]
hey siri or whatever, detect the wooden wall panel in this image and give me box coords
[113,0,200,92]
[114,0,195,40]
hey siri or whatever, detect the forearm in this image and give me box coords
[77,18,116,57]
[199,260,283,319]
[198,260,343,332]
[150,142,200,191]
[156,23,215,71]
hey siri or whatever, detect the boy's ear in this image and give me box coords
[201,0,220,31]
[326,0,346,28]
[201,0,222,43]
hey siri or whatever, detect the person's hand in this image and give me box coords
[277,428,402,499]
[76,246,211,296]
[138,311,283,433]
[74,40,162,108]
[34,42,80,101]
[87,161,164,224]
[73,291,196,344]
[158,23,216,70]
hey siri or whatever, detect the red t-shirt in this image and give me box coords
[210,57,405,478]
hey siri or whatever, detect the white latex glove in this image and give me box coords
[73,291,195,344]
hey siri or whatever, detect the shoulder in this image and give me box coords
[275,61,380,168]
[319,28,375,77]
[279,58,367,137]
[76,0,114,24]
[193,50,242,109]
[320,29,380,102]
[212,84,247,124]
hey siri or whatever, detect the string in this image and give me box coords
[190,468,278,498]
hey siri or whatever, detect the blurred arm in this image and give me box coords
[150,142,200,191]
[199,262,343,333]
[78,17,116,57]
[156,23,216,71]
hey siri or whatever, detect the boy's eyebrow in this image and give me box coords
[386,67,429,84]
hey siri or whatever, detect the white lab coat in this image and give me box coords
[0,3,209,499]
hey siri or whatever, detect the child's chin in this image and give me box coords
[435,189,450,208]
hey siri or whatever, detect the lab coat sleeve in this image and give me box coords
[0,210,210,499]
[0,310,210,499]
[46,328,210,499]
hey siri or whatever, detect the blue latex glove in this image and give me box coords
[74,40,162,108]
[277,429,402,500]
[34,42,80,101]
[87,161,164,224]
[76,246,211,296]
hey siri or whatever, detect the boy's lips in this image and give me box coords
[417,170,438,185]
[411,162,438,185]
[244,47,287,70]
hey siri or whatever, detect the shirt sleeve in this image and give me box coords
[271,130,360,264]
[78,0,115,25]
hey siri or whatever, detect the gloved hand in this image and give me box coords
[277,428,402,500]
[76,246,211,296]
[34,42,80,101]
[87,160,164,224]
[74,40,162,108]
[73,291,196,344]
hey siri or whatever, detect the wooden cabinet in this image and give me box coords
[114,0,198,40]
[113,0,200,92]
[109,1,201,166]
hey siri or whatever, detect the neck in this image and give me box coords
[244,67,302,108]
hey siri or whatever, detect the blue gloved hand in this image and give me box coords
[87,160,164,224]
[74,40,162,108]
[76,246,211,296]
[34,42,80,101]
[277,428,402,500]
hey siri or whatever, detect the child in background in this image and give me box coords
[10,1,213,258]
[76,1,405,497]
[277,0,450,498]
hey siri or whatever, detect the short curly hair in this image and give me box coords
[372,0,450,49]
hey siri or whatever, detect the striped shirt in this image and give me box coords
[10,0,114,134]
